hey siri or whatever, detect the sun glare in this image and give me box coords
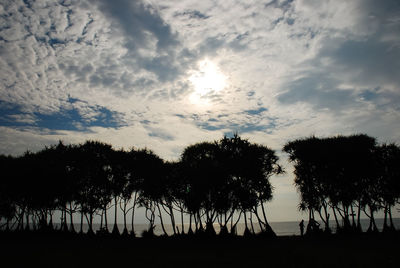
[189,59,227,104]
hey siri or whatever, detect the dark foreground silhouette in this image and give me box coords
[0,135,282,238]
[1,230,399,268]
[1,133,399,245]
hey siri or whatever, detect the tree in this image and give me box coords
[133,149,165,236]
[375,143,400,232]
[283,136,327,232]
[180,141,222,235]
[284,134,378,234]
[219,135,283,236]
[180,135,283,236]
[0,155,17,231]
[109,149,129,236]
[73,141,114,234]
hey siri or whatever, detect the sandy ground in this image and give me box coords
[1,232,399,268]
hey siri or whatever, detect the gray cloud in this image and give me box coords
[173,10,210,20]
[93,0,187,82]
[327,38,400,86]
[94,0,179,52]
[278,0,400,115]
[278,75,357,111]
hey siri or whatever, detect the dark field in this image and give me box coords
[1,233,399,268]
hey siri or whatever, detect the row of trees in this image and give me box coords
[284,134,400,234]
[0,135,283,237]
[1,133,399,237]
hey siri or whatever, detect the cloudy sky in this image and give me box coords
[1,0,399,221]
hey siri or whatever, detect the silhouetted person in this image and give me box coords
[299,219,304,236]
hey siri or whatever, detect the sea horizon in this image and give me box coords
[7,218,399,237]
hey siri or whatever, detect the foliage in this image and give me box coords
[283,134,400,233]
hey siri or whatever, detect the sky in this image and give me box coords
[1,0,400,222]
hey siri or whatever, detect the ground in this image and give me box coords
[0,233,398,267]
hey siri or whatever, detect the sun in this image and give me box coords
[189,59,227,99]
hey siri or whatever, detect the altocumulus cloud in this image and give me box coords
[0,0,400,221]
[0,0,399,157]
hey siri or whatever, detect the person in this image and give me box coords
[299,219,305,236]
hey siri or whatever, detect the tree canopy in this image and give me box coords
[0,135,283,237]
[283,134,400,234]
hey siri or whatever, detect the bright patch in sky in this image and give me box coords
[189,59,227,100]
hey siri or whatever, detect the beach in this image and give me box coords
[1,232,398,268]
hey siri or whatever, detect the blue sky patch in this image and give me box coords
[244,107,268,115]
[0,99,124,131]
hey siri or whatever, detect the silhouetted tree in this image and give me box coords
[134,149,165,236]
[73,141,113,234]
[3,133,397,239]
[284,134,380,234]
[109,149,129,236]
[180,135,283,236]
[375,143,400,232]
[283,137,327,233]
[180,141,222,235]
[0,155,17,231]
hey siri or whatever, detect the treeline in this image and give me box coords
[0,135,283,237]
[1,134,399,237]
[284,134,400,234]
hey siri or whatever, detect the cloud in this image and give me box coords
[1,0,400,221]
[272,0,400,144]
[173,9,210,20]
[1,0,399,153]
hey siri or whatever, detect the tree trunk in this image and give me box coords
[19,208,25,230]
[332,206,339,230]
[48,211,53,230]
[383,205,388,232]
[350,205,356,228]
[249,212,255,234]
[112,198,119,235]
[168,205,176,235]
[197,212,203,231]
[131,192,137,235]
[157,203,168,236]
[343,205,350,230]
[180,208,185,234]
[230,212,234,230]
[114,198,118,227]
[260,202,269,226]
[388,206,395,231]
[100,210,104,229]
[122,202,127,231]
[194,213,198,232]
[367,207,378,233]
[69,203,75,233]
[371,210,378,232]
[189,213,193,234]
[232,211,242,235]
[356,201,362,231]
[63,208,69,232]
[26,211,30,231]
[80,212,84,233]
[254,210,265,232]
[322,203,330,232]
[88,213,94,234]
[104,206,108,231]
